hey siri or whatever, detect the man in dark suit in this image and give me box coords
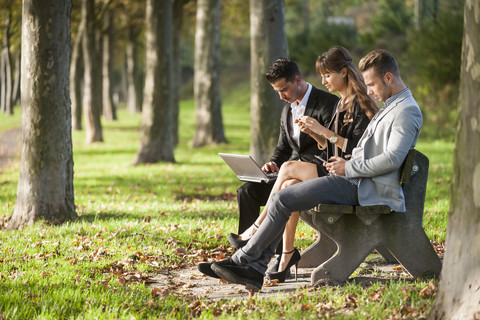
[235,58,339,238]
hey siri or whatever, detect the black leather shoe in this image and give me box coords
[211,262,264,292]
[266,248,301,283]
[197,262,219,279]
[227,233,249,249]
[197,258,234,279]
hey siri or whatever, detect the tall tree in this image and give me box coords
[249,0,288,164]
[192,0,226,147]
[122,2,144,114]
[101,9,117,121]
[125,23,143,114]
[8,0,76,229]
[11,49,20,107]
[70,17,84,131]
[172,0,187,146]
[82,0,103,143]
[132,0,175,164]
[0,12,13,114]
[428,0,480,318]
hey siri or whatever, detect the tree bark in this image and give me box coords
[428,0,480,318]
[70,17,84,131]
[102,9,116,121]
[82,0,103,143]
[132,0,175,164]
[249,0,288,164]
[126,25,143,114]
[8,0,76,229]
[192,0,226,147]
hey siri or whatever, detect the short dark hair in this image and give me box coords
[359,49,400,79]
[265,58,302,84]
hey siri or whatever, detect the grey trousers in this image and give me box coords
[232,174,359,275]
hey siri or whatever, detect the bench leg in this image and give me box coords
[311,238,374,285]
[387,228,442,279]
[375,246,398,264]
[299,210,337,268]
[299,230,337,268]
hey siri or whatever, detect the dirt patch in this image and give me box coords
[0,127,21,170]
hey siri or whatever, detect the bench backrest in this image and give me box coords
[401,149,429,222]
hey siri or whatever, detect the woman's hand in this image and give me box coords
[296,116,326,136]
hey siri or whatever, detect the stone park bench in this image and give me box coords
[299,149,442,285]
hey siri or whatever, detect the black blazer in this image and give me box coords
[270,86,339,167]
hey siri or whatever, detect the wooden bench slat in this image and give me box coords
[312,204,354,214]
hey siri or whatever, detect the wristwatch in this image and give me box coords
[329,133,338,144]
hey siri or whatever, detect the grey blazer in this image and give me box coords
[345,89,423,212]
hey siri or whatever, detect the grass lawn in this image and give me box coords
[0,96,452,319]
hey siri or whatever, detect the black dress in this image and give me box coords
[316,101,371,176]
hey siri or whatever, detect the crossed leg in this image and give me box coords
[237,161,319,271]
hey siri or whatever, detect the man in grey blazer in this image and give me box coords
[201,49,423,291]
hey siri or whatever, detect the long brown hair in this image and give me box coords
[316,46,378,125]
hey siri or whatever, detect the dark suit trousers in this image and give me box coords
[236,182,282,254]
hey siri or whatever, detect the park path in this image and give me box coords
[150,254,412,300]
[0,127,21,171]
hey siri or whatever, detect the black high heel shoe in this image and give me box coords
[266,248,301,283]
[227,224,259,249]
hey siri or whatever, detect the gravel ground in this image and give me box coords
[0,127,21,170]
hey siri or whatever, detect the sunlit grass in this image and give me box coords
[0,96,452,318]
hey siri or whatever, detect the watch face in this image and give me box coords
[330,135,338,143]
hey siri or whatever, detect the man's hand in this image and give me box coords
[324,157,346,176]
[262,161,280,173]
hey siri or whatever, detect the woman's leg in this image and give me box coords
[238,161,318,240]
[278,180,302,272]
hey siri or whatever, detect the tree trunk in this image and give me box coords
[428,0,480,318]
[82,0,103,143]
[132,0,175,164]
[70,17,84,131]
[1,13,13,115]
[192,0,226,147]
[126,25,142,114]
[249,0,288,164]
[11,50,20,107]
[0,50,5,113]
[172,0,186,146]
[102,9,116,121]
[8,0,76,229]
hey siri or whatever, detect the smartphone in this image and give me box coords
[314,155,327,163]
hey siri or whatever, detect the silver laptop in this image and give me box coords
[218,153,278,184]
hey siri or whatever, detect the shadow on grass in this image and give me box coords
[77,208,234,224]
[73,148,137,156]
[74,173,239,200]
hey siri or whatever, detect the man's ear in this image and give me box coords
[294,76,302,87]
[384,72,394,84]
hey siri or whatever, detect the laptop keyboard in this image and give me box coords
[265,172,278,178]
